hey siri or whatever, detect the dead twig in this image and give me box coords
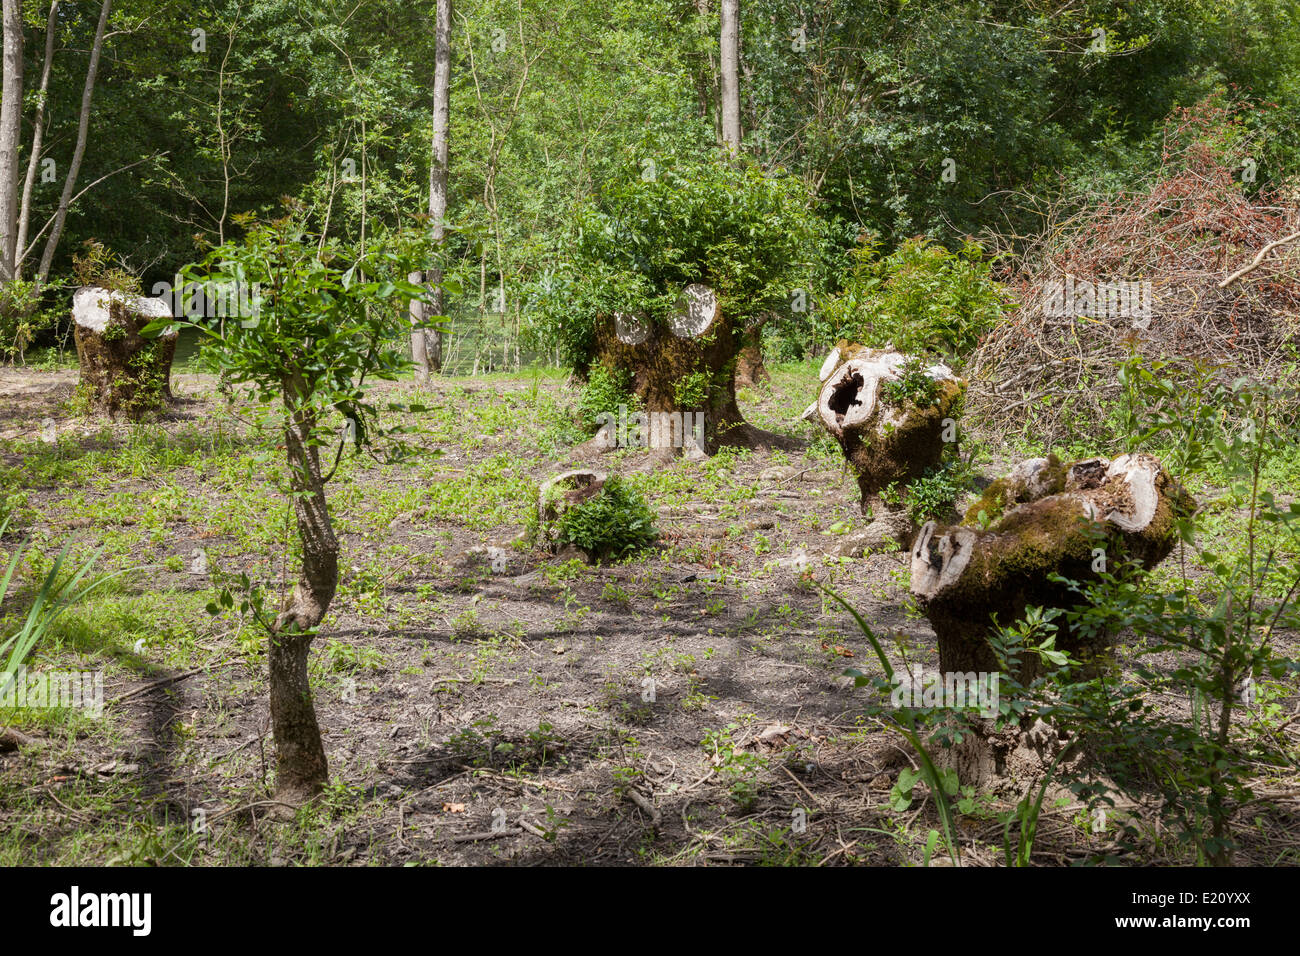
[624,786,662,830]
[1219,230,1300,289]
[109,660,244,705]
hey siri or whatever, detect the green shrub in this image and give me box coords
[577,364,637,430]
[529,153,821,371]
[0,279,47,365]
[672,369,711,409]
[904,462,972,525]
[820,237,1011,361]
[881,355,943,409]
[556,477,658,562]
[973,360,1300,866]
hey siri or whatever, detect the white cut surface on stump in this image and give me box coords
[73,286,177,337]
[615,311,650,346]
[1006,457,1056,499]
[818,347,841,381]
[669,283,718,339]
[1105,453,1162,532]
[910,521,978,599]
[72,287,116,333]
[817,349,958,437]
[817,353,901,435]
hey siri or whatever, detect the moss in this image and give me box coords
[74,307,172,421]
[920,465,1187,680]
[962,453,1067,525]
[847,376,965,500]
[964,479,1010,525]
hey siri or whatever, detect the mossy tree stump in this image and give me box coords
[592,284,778,459]
[911,452,1193,681]
[535,469,607,551]
[72,286,178,420]
[815,343,965,549]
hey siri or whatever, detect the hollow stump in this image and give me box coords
[910,452,1194,681]
[814,344,964,550]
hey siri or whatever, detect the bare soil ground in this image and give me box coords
[1,363,1297,866]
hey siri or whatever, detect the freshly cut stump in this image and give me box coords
[73,286,178,420]
[815,344,964,550]
[911,452,1193,680]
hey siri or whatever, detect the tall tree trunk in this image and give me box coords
[719,0,740,152]
[719,0,764,385]
[413,0,451,379]
[36,0,111,286]
[0,0,23,281]
[428,0,451,372]
[15,1,59,277]
[270,402,338,803]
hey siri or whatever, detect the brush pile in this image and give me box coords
[970,99,1300,443]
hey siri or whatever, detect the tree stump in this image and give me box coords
[901,453,1193,790]
[590,284,784,458]
[72,286,177,420]
[535,469,607,551]
[910,452,1194,681]
[815,343,964,549]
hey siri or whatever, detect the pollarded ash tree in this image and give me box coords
[532,154,821,456]
[145,213,433,804]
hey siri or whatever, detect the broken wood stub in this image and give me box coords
[535,469,607,551]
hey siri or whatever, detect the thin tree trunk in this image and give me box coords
[694,0,719,138]
[270,401,337,802]
[719,0,740,152]
[412,0,452,380]
[426,0,451,372]
[0,0,23,280]
[37,0,111,285]
[15,1,57,277]
[720,0,763,382]
[409,269,430,383]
